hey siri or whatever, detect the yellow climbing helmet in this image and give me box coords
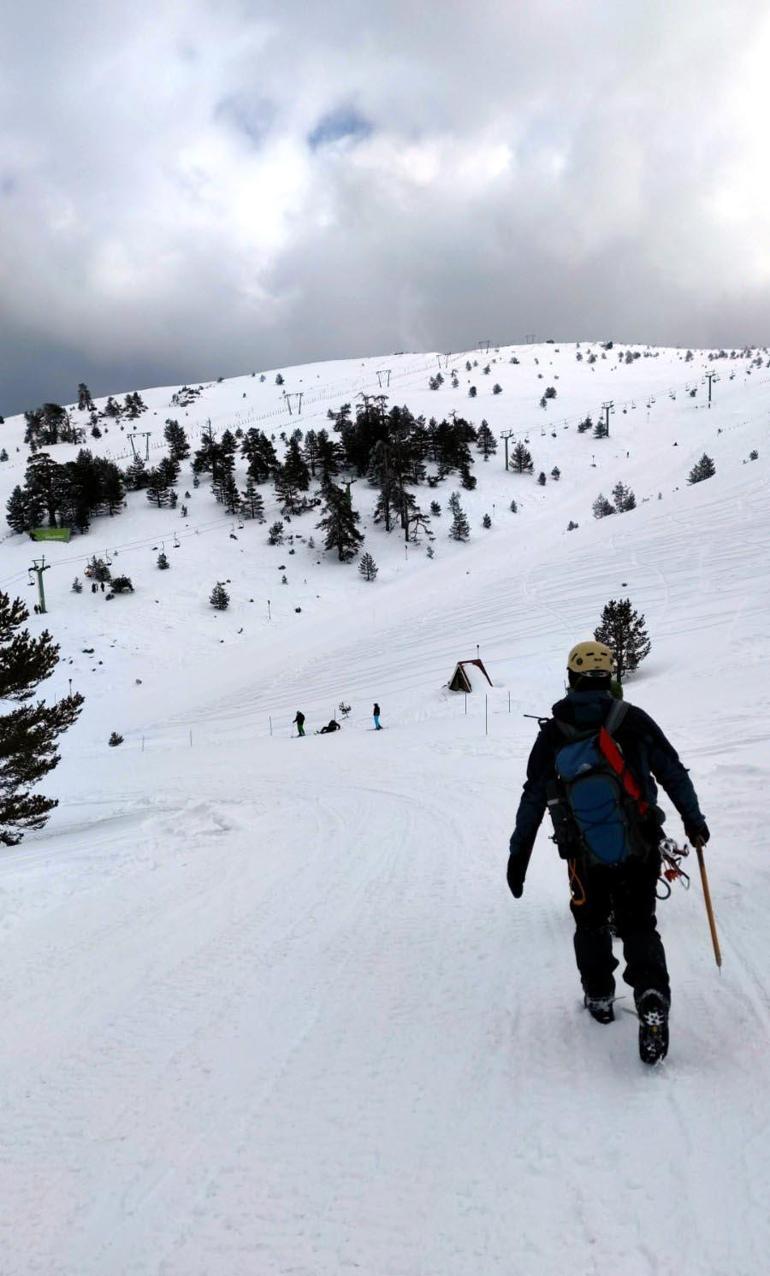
[567,640,614,675]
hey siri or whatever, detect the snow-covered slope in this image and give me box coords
[1,343,769,1275]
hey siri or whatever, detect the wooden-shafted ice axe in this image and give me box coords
[693,837,722,969]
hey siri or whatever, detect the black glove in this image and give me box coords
[507,854,526,899]
[685,820,710,847]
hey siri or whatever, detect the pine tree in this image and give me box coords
[594,420,609,439]
[241,476,265,521]
[164,420,190,461]
[476,421,497,460]
[316,482,364,561]
[145,466,174,507]
[72,577,83,593]
[510,442,534,473]
[267,520,284,545]
[448,491,470,541]
[124,457,149,490]
[688,453,716,484]
[593,494,615,518]
[209,582,230,610]
[551,467,561,480]
[537,471,546,485]
[0,591,84,845]
[220,472,241,516]
[359,552,378,581]
[612,481,636,511]
[157,552,170,569]
[482,513,492,528]
[77,382,95,412]
[6,486,30,534]
[594,598,651,683]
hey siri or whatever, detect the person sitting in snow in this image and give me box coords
[506,640,709,1065]
[318,719,341,734]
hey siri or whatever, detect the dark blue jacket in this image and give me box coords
[509,690,705,871]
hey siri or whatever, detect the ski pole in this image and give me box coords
[694,841,722,969]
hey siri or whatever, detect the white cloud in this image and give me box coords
[2,0,770,412]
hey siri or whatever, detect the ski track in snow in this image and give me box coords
[1,343,770,1274]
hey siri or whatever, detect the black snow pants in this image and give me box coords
[570,853,670,1007]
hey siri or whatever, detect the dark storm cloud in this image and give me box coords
[2,0,770,416]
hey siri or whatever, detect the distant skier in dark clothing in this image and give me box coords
[507,640,709,1064]
[318,719,341,735]
[293,710,305,738]
[373,703,382,730]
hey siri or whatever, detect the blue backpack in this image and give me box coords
[552,701,650,867]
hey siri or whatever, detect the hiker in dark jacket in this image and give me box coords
[507,640,709,1063]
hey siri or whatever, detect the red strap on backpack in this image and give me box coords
[597,726,649,816]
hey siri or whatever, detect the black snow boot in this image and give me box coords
[637,990,670,1064]
[584,994,615,1025]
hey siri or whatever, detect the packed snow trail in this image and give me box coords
[2,717,768,1276]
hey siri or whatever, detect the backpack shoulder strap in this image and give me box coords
[604,699,629,735]
[554,719,578,740]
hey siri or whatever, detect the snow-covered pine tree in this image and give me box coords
[359,552,378,581]
[209,581,230,610]
[688,454,716,484]
[157,552,170,569]
[594,598,651,683]
[0,591,84,845]
[267,521,285,545]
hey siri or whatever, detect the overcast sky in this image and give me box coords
[2,0,770,416]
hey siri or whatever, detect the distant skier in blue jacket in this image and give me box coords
[507,641,709,1064]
